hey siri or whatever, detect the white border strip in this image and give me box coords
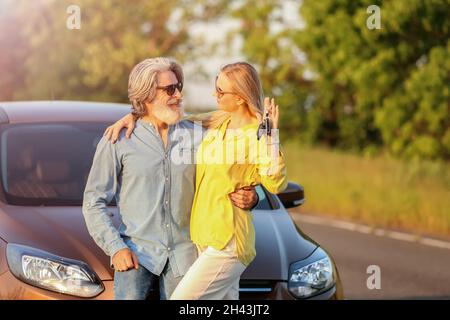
[293,213,450,250]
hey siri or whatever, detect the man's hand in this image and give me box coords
[112,248,139,272]
[229,186,259,210]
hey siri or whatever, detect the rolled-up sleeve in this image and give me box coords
[82,137,128,258]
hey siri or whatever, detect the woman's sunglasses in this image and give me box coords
[157,82,183,96]
[215,75,235,98]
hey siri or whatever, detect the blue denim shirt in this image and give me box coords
[82,119,203,277]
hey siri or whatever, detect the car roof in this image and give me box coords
[0,101,130,124]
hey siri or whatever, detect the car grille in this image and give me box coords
[238,280,275,299]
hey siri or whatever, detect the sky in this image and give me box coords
[183,19,244,110]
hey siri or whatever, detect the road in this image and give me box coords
[288,211,450,299]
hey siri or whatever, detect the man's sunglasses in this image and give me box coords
[157,82,183,96]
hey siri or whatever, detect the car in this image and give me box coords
[0,101,343,300]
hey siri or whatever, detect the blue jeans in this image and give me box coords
[114,260,182,300]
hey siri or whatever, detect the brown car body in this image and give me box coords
[0,101,343,300]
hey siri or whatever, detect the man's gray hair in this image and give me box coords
[128,57,183,118]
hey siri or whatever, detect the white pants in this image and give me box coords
[170,237,246,300]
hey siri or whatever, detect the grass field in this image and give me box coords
[284,142,450,237]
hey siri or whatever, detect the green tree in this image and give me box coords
[297,0,449,159]
[229,0,450,160]
[0,0,29,101]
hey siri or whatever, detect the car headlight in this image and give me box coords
[288,247,336,299]
[6,243,104,298]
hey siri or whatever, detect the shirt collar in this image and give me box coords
[137,118,177,135]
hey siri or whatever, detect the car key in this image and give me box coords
[257,109,271,140]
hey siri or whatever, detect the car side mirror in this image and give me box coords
[277,182,305,208]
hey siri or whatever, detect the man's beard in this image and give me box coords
[152,100,183,125]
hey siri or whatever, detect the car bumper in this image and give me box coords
[0,271,342,300]
[239,281,343,300]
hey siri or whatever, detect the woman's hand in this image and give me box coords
[103,113,136,144]
[264,97,279,130]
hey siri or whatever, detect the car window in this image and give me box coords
[0,123,107,206]
[253,185,272,210]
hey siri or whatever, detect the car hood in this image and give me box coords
[242,208,318,281]
[0,205,118,281]
[0,205,318,282]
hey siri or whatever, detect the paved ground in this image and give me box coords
[289,211,450,299]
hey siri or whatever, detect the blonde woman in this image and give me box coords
[105,62,287,299]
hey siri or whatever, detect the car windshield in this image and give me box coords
[0,122,107,206]
[0,122,274,209]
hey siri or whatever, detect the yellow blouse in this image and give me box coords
[190,118,288,266]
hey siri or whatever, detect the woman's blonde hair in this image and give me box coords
[128,57,183,118]
[187,62,264,129]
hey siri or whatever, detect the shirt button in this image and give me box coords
[166,224,170,228]
[167,247,171,251]
[165,177,169,181]
[165,200,168,205]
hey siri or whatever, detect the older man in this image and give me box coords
[82,57,257,300]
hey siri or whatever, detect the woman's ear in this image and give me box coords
[236,98,245,105]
